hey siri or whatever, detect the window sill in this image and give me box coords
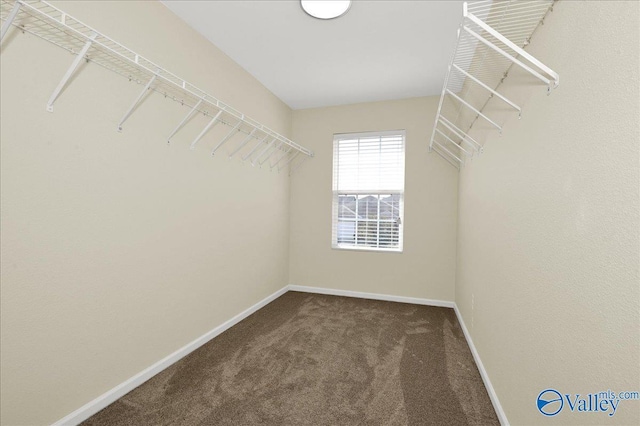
[331,245,403,254]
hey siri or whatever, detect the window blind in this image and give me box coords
[332,131,405,252]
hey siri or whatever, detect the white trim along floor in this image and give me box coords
[52,285,508,426]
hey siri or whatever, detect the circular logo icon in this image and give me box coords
[537,389,563,416]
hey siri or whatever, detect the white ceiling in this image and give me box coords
[161,1,464,110]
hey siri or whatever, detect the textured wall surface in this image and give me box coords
[455,1,640,425]
[290,97,458,301]
[3,1,638,425]
[0,1,293,424]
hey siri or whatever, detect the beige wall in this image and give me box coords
[289,97,458,301]
[0,1,293,425]
[455,1,639,425]
[3,1,637,425]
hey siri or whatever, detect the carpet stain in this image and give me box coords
[83,292,499,425]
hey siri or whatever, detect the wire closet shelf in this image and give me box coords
[0,0,313,173]
[429,0,559,170]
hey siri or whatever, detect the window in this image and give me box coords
[332,130,405,252]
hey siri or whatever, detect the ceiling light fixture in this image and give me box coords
[300,0,351,20]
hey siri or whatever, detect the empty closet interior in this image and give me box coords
[1,1,638,425]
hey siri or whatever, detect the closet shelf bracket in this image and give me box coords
[252,138,278,167]
[118,73,158,131]
[46,33,96,112]
[279,151,300,172]
[259,140,284,166]
[229,129,257,159]
[242,136,270,162]
[167,98,203,144]
[428,0,559,169]
[190,110,223,150]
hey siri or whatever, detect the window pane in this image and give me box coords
[337,219,356,244]
[338,195,357,219]
[359,195,378,220]
[380,194,400,221]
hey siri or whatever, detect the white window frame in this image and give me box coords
[331,130,405,253]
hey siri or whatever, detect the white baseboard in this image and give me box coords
[288,284,455,308]
[53,284,505,426]
[453,305,509,426]
[52,285,289,426]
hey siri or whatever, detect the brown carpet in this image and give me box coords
[83,292,499,425]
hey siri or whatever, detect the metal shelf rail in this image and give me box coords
[429,0,559,169]
[0,0,313,174]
